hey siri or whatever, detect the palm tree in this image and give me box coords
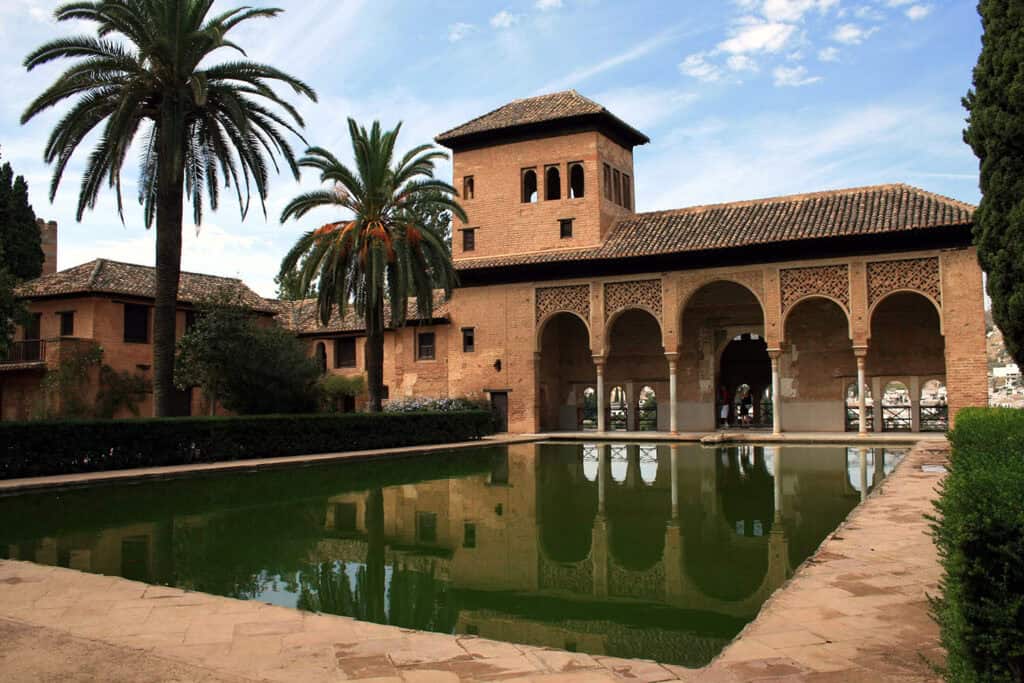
[22,1,317,416]
[279,119,465,412]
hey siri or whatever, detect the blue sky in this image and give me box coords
[0,0,982,296]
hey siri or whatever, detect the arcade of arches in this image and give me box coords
[534,254,984,434]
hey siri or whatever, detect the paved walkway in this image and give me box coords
[0,441,948,682]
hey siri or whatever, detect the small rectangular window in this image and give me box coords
[123,304,149,343]
[462,228,476,252]
[185,310,198,332]
[462,327,475,353]
[613,169,622,206]
[334,503,357,531]
[59,311,74,337]
[26,313,41,340]
[463,175,474,199]
[416,511,438,543]
[463,522,477,548]
[603,164,612,199]
[622,174,632,209]
[417,331,436,361]
[335,337,356,368]
[559,218,573,239]
[381,385,390,400]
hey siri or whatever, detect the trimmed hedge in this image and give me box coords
[932,407,1024,682]
[0,410,495,479]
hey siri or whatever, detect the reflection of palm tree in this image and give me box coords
[365,488,386,624]
[297,562,355,615]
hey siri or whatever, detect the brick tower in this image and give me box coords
[36,218,57,275]
[435,90,649,262]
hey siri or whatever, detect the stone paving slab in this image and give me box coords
[0,440,948,682]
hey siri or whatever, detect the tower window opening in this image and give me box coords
[569,163,584,198]
[522,168,538,203]
[613,169,622,206]
[463,175,474,199]
[622,174,632,209]
[545,165,561,201]
[603,164,612,199]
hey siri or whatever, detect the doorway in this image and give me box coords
[490,391,509,432]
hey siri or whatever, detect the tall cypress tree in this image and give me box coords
[0,153,43,355]
[964,0,1024,366]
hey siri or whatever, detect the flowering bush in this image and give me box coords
[384,397,489,413]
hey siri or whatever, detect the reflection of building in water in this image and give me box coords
[3,443,895,668]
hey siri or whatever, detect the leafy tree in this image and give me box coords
[279,120,465,411]
[174,290,320,414]
[22,1,317,416]
[963,0,1024,367]
[0,155,43,356]
[274,253,319,301]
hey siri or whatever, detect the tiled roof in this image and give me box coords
[436,90,649,147]
[455,184,975,271]
[15,258,277,313]
[277,291,451,335]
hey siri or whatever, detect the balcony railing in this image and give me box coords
[1,339,46,364]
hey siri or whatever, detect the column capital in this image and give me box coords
[592,354,606,367]
[664,351,680,362]
[853,345,869,358]
[767,348,782,360]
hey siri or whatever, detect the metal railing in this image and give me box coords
[845,406,874,432]
[1,339,45,364]
[920,405,949,432]
[881,405,912,432]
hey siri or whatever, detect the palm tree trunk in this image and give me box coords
[152,102,186,417]
[365,297,385,412]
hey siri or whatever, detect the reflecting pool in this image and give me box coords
[0,442,903,667]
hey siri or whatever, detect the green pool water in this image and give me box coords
[0,442,903,667]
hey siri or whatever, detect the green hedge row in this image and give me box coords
[933,407,1024,682]
[0,410,495,480]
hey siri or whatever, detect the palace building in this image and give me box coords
[4,91,988,434]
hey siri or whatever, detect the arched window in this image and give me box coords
[315,342,327,375]
[581,386,597,430]
[521,169,538,203]
[881,381,911,431]
[638,385,657,431]
[545,166,561,200]
[569,163,584,198]
[609,385,627,431]
[920,379,948,432]
[844,382,873,432]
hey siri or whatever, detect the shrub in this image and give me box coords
[932,407,1024,681]
[0,410,495,479]
[384,397,490,413]
[317,374,365,412]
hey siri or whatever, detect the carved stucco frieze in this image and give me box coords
[867,257,941,308]
[604,279,663,321]
[535,284,590,325]
[780,264,850,312]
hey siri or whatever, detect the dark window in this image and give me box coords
[613,169,622,205]
[463,522,477,548]
[545,165,561,200]
[463,175,474,199]
[123,304,149,343]
[490,451,510,484]
[185,310,198,332]
[334,503,357,531]
[58,311,74,337]
[521,168,538,203]
[417,331,435,361]
[559,218,573,239]
[569,162,585,198]
[26,313,41,340]
[603,164,613,199]
[315,342,327,374]
[416,512,438,543]
[335,337,356,368]
[381,385,390,400]
[622,173,632,209]
[462,228,476,252]
[462,327,475,353]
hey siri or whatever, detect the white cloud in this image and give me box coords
[591,86,699,131]
[490,10,519,29]
[679,53,723,82]
[447,22,474,42]
[762,0,838,22]
[727,54,759,72]
[772,64,822,86]
[832,23,878,45]
[718,20,796,54]
[543,25,682,91]
[905,4,933,21]
[535,0,563,10]
[818,46,840,61]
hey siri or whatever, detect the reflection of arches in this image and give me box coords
[639,445,658,484]
[582,444,598,481]
[539,445,596,562]
[538,312,594,431]
[610,443,628,482]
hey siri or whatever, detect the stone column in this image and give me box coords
[855,347,868,436]
[598,444,608,515]
[595,356,606,432]
[858,447,869,501]
[666,352,679,434]
[773,447,783,515]
[872,376,883,433]
[768,349,782,435]
[910,376,921,433]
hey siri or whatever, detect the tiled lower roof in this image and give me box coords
[277,291,451,335]
[15,259,277,313]
[455,184,975,271]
